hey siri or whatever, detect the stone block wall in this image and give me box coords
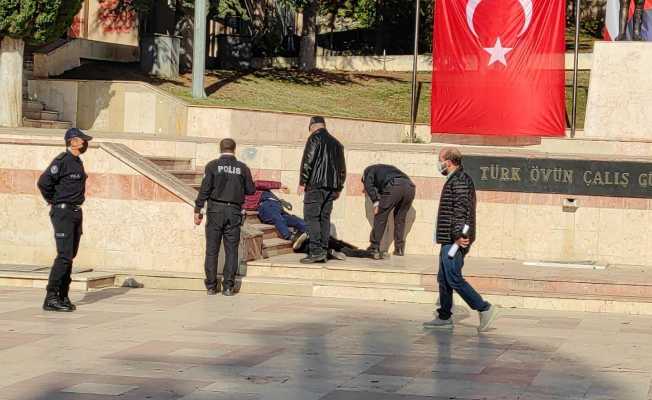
[28,79,430,144]
[28,80,188,137]
[3,133,651,268]
[0,142,205,274]
[233,144,651,266]
[251,54,593,72]
[584,42,652,141]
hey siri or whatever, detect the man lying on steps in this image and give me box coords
[244,180,308,248]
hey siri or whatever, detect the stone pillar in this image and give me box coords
[0,36,25,127]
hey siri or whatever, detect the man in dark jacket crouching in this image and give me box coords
[423,147,498,333]
[299,117,346,264]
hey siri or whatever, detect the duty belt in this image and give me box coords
[209,200,241,208]
[53,203,81,211]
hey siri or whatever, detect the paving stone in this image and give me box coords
[61,383,139,395]
[0,288,650,400]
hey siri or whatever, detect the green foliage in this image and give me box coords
[164,0,249,20]
[213,0,248,19]
[279,0,434,53]
[0,0,84,43]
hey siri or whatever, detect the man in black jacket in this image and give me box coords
[299,116,346,264]
[195,139,255,296]
[362,164,415,259]
[423,148,497,333]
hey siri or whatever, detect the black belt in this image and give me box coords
[388,177,413,187]
[209,200,241,208]
[53,203,81,211]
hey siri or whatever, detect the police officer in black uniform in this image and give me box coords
[195,139,255,296]
[362,164,416,259]
[37,128,93,312]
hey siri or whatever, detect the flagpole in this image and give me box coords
[409,0,420,143]
[570,0,581,138]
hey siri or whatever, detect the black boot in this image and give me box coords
[59,290,76,311]
[222,287,235,296]
[300,254,327,264]
[393,247,405,256]
[43,292,73,312]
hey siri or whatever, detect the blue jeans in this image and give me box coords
[258,201,307,240]
[437,244,490,320]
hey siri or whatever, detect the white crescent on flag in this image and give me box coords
[466,0,533,38]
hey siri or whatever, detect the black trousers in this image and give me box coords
[303,188,336,257]
[47,207,83,296]
[370,179,415,251]
[204,203,242,290]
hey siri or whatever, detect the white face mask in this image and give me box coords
[438,161,449,176]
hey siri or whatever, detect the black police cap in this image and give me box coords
[64,128,93,142]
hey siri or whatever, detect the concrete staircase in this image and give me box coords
[147,156,294,258]
[0,265,115,291]
[22,52,73,129]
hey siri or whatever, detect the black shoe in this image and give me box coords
[207,288,218,296]
[393,248,405,257]
[300,254,327,264]
[43,292,73,312]
[60,296,77,310]
[222,287,235,296]
[367,247,383,260]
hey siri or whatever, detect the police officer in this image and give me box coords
[362,164,415,259]
[37,128,93,312]
[195,138,255,296]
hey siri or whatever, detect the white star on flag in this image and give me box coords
[483,37,512,66]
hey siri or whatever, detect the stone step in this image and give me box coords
[22,118,72,129]
[250,223,282,240]
[247,262,424,286]
[0,270,116,291]
[248,255,652,306]
[147,156,194,171]
[168,170,203,184]
[104,270,652,315]
[263,238,294,258]
[23,110,59,121]
[0,259,628,315]
[240,276,433,302]
[23,100,44,112]
[245,211,260,224]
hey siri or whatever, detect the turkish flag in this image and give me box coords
[431,0,566,136]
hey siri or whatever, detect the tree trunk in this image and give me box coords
[374,0,386,55]
[0,36,24,128]
[299,0,318,71]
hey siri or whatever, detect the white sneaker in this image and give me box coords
[478,305,498,332]
[292,232,309,251]
[423,318,453,329]
[329,250,347,261]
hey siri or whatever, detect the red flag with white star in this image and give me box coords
[431,0,566,136]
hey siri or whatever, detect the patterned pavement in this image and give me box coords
[1,287,652,399]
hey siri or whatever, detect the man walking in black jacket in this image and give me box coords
[195,139,255,296]
[424,148,497,332]
[299,116,346,264]
[362,164,415,259]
